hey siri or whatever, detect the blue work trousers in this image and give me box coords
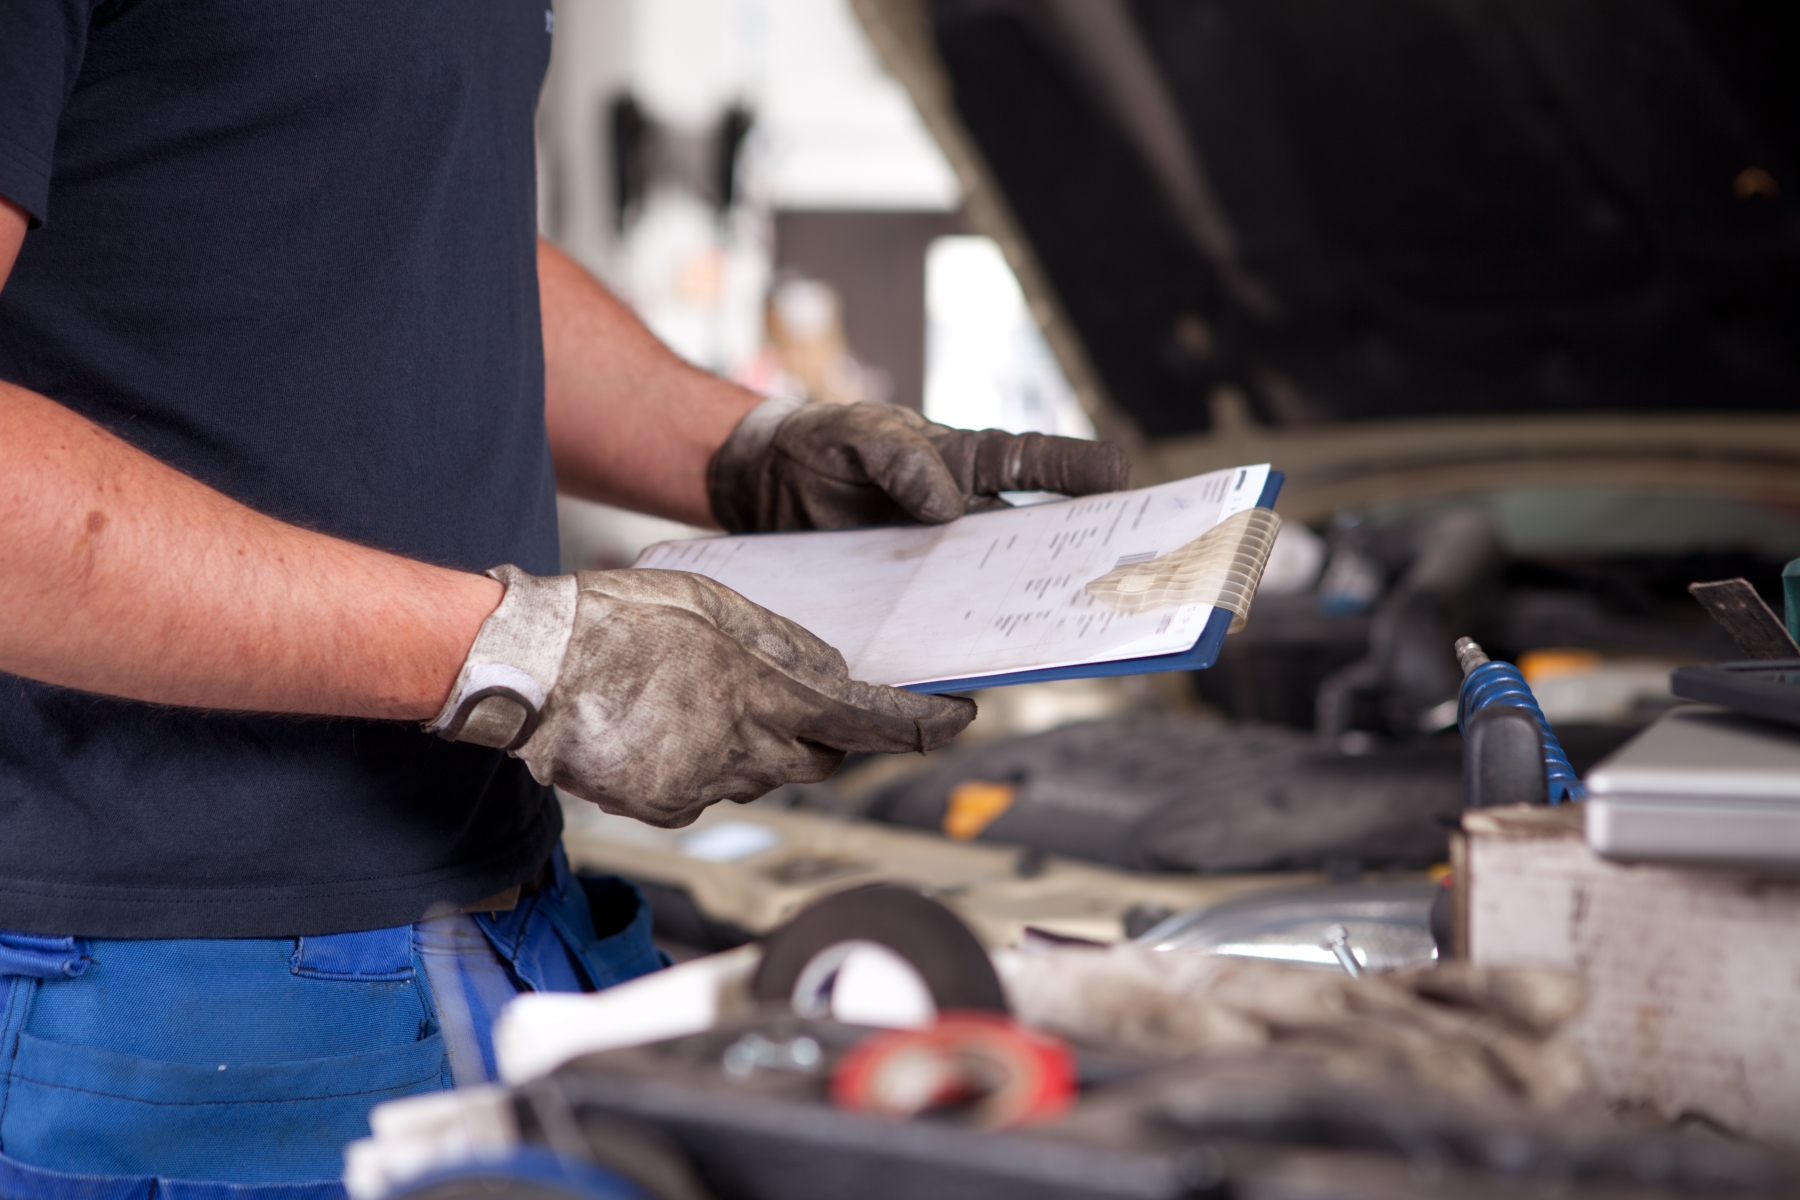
[0,848,663,1199]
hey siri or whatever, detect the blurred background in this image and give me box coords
[538,0,1092,576]
[536,0,1800,858]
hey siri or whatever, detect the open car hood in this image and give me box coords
[854,0,1800,516]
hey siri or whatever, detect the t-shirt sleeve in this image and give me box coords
[0,0,95,226]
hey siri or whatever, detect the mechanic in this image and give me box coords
[0,2,1128,1194]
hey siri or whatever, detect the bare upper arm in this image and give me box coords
[0,198,27,292]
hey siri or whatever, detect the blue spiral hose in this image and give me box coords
[1455,638,1586,804]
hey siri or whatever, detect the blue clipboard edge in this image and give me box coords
[903,470,1285,695]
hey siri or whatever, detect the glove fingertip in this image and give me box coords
[916,493,965,525]
[911,692,977,751]
[890,460,965,524]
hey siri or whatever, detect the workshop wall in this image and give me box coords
[537,0,977,569]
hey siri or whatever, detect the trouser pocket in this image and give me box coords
[473,846,665,994]
[0,1029,447,1184]
[557,874,665,990]
[0,930,450,1186]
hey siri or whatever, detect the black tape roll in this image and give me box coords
[750,884,1008,1015]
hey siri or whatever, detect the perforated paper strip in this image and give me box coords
[1083,507,1282,631]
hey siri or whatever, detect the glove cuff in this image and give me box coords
[707,393,805,533]
[426,565,578,752]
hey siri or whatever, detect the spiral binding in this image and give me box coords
[1455,642,1586,805]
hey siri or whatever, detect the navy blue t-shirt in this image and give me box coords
[0,0,565,936]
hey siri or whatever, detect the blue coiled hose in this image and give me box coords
[1455,638,1586,804]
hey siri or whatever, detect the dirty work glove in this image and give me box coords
[427,565,975,827]
[709,396,1131,532]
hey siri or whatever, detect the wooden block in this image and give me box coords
[1467,803,1800,1145]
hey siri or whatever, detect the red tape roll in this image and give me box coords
[830,1011,1076,1129]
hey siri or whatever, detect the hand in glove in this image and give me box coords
[709,396,1131,533]
[428,566,974,827]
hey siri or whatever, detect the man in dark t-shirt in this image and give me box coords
[0,1,1125,1190]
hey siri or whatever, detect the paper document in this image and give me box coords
[635,464,1273,689]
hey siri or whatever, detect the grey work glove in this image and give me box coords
[427,565,975,827]
[709,396,1132,533]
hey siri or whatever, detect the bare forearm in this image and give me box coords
[0,380,500,719]
[538,239,760,528]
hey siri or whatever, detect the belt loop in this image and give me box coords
[0,933,90,981]
[290,927,415,982]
